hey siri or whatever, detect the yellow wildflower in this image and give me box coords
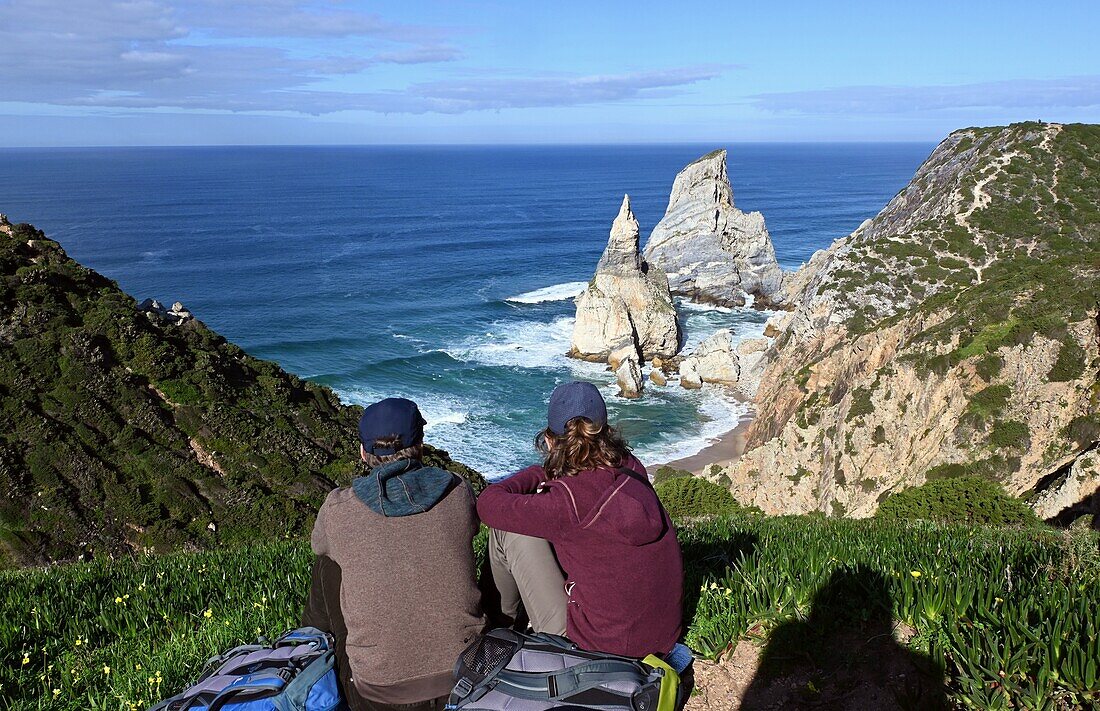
[53,689,60,697]
[724,587,732,596]
[103,665,111,676]
[910,571,922,578]
[115,597,123,604]
[203,609,213,619]
[136,664,142,671]
[21,656,29,666]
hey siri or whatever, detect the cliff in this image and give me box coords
[710,123,1100,520]
[0,217,483,567]
[571,195,680,366]
[644,149,783,307]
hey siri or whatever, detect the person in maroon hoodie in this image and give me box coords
[476,381,683,658]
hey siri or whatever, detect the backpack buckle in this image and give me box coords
[453,677,474,699]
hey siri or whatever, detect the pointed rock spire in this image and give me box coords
[570,194,681,365]
[596,195,644,275]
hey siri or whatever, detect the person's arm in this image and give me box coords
[310,495,332,557]
[477,466,577,541]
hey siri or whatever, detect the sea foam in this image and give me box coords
[505,281,588,304]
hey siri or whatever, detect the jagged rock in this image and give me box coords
[615,353,644,398]
[1031,450,1099,522]
[679,360,702,389]
[650,369,668,387]
[608,341,640,371]
[733,338,770,396]
[139,298,194,326]
[644,150,783,307]
[571,195,680,362]
[679,330,739,387]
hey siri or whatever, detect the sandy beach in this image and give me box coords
[659,408,755,475]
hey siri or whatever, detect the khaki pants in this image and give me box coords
[486,528,568,636]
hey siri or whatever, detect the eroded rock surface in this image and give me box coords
[571,195,680,361]
[644,150,782,307]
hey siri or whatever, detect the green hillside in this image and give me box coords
[0,217,482,567]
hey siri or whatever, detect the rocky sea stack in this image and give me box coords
[570,196,680,396]
[706,122,1100,522]
[644,149,783,308]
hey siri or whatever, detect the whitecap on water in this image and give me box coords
[445,315,601,374]
[505,281,588,304]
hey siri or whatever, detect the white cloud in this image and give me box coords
[0,0,720,115]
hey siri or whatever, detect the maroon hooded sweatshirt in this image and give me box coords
[476,455,683,658]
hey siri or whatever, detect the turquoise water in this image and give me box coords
[0,144,931,477]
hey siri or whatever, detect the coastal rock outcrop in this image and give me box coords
[679,330,739,386]
[615,353,644,399]
[644,150,783,307]
[571,195,680,362]
[708,122,1100,521]
[677,331,770,398]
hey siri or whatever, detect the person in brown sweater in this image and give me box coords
[302,398,486,711]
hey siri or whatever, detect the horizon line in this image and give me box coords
[0,139,939,150]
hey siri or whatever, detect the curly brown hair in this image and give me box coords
[536,417,631,480]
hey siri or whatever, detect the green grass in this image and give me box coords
[3,517,1098,710]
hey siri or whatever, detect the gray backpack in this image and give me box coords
[447,629,686,711]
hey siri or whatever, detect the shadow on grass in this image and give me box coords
[679,526,758,627]
[740,565,948,711]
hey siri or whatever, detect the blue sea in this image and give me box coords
[0,144,931,477]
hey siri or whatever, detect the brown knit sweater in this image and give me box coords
[311,475,486,703]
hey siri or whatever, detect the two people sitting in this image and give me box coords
[302,381,684,711]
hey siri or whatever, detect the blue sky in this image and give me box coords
[1,0,1098,145]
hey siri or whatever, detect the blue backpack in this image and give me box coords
[149,627,345,711]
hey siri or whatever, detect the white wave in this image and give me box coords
[426,411,468,428]
[506,281,587,304]
[446,316,602,374]
[633,387,752,467]
[677,299,732,314]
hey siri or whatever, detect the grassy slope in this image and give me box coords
[0,219,483,567]
[2,517,1097,710]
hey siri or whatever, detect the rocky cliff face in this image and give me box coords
[571,195,680,366]
[0,216,483,566]
[644,150,783,307]
[710,123,1100,521]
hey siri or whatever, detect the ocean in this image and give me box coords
[0,143,932,478]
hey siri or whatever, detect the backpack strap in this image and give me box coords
[184,670,290,711]
[495,658,649,700]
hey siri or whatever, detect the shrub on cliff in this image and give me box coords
[875,476,1038,526]
[656,476,744,519]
